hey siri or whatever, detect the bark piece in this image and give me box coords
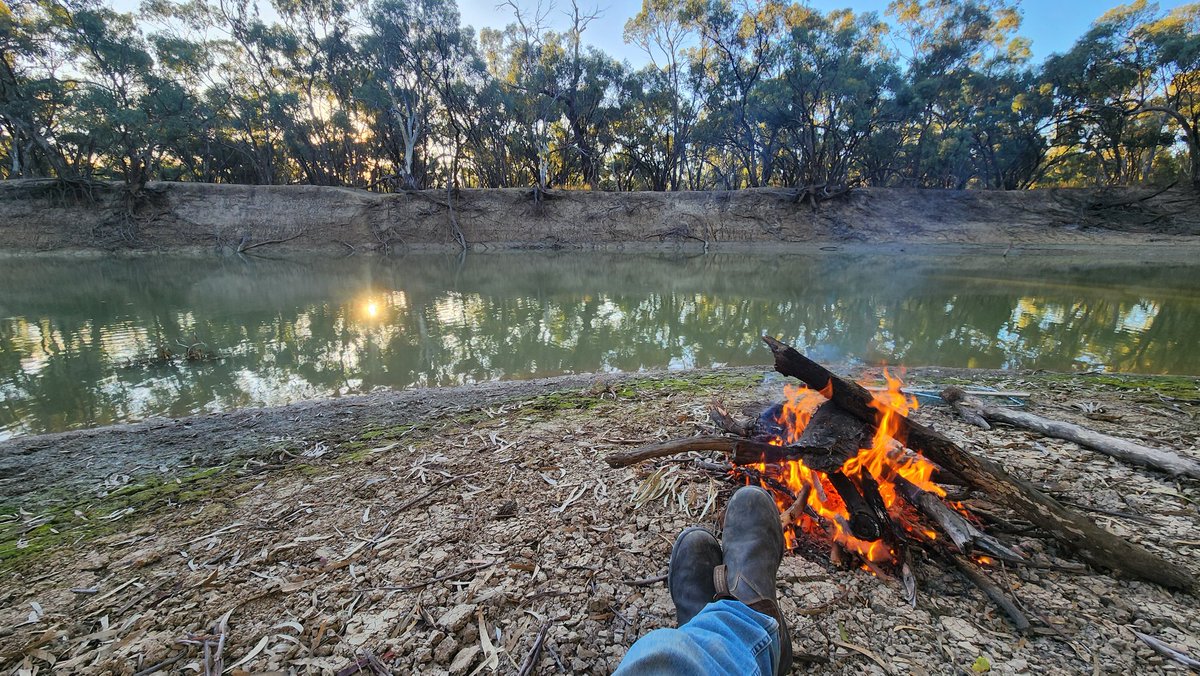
[762,334,1197,591]
[942,386,1200,480]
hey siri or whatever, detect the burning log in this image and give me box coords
[825,471,882,541]
[892,476,1021,562]
[941,386,1200,480]
[763,335,1197,591]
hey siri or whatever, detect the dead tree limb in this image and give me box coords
[762,334,1196,591]
[604,435,831,468]
[948,555,1032,634]
[942,386,1200,480]
[892,476,1022,562]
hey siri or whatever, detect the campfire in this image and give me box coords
[606,336,1196,631]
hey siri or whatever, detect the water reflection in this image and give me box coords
[1,251,1197,438]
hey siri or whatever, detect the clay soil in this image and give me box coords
[1,367,1198,675]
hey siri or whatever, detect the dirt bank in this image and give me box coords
[2,367,1197,674]
[1,180,1198,253]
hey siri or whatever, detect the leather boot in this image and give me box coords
[715,485,793,674]
[668,526,722,626]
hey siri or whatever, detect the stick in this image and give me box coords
[709,402,752,437]
[517,622,552,676]
[948,555,1032,634]
[1131,629,1200,670]
[762,335,1196,591]
[604,435,830,468]
[892,476,1022,562]
[942,386,1200,480]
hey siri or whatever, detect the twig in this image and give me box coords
[1131,629,1200,670]
[517,621,552,676]
[132,654,183,676]
[364,560,498,592]
[832,639,893,674]
[624,573,668,586]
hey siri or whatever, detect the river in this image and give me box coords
[2,249,1197,439]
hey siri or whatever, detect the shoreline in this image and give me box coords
[3,365,1196,507]
[1,366,1196,673]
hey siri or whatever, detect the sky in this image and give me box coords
[111,0,1195,67]
[459,0,1195,65]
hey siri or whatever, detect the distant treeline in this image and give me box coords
[1,0,1197,192]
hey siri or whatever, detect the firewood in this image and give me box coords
[825,470,882,541]
[762,334,1197,591]
[941,386,1200,480]
[604,435,843,469]
[892,476,1022,562]
[709,402,753,437]
[947,554,1032,633]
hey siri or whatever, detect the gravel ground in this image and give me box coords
[1,367,1197,675]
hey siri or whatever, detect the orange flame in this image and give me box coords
[748,369,947,566]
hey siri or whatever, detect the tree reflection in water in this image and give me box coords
[1,252,1196,438]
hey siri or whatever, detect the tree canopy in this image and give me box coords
[1,0,1196,190]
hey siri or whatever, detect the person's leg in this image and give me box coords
[613,486,790,674]
[613,599,778,675]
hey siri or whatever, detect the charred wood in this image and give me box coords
[762,334,1197,591]
[825,470,882,541]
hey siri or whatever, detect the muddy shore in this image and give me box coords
[1,180,1198,253]
[1,367,1197,674]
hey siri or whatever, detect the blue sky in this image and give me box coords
[112,0,1193,66]
[460,0,1193,65]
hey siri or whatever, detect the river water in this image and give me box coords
[1,250,1197,439]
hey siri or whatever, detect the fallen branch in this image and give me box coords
[762,334,1196,591]
[604,435,831,468]
[942,386,1200,480]
[948,555,1032,634]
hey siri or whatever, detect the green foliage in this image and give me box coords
[0,0,1196,190]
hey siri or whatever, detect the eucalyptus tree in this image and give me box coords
[887,0,1032,188]
[0,0,75,178]
[624,0,698,189]
[362,0,466,188]
[1045,1,1200,188]
[775,8,901,187]
[685,0,791,188]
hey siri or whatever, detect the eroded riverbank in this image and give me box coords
[1,180,1198,253]
[0,367,1197,674]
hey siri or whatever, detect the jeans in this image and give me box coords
[613,599,780,675]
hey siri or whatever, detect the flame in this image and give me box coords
[748,369,948,566]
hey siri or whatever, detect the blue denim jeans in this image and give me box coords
[613,599,780,675]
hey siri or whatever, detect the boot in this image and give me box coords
[715,486,793,674]
[668,526,722,626]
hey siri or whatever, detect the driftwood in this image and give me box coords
[942,386,1200,480]
[762,335,1197,591]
